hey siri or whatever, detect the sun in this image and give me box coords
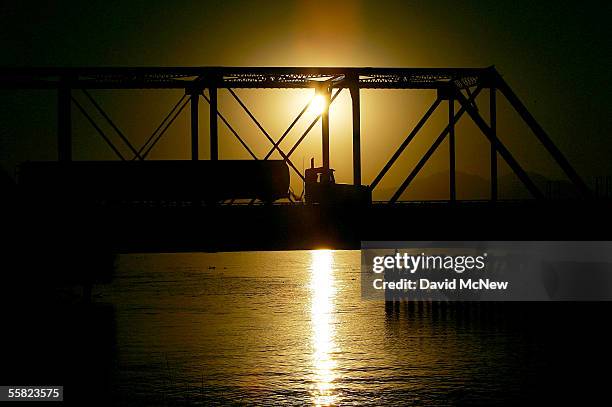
[310,94,327,116]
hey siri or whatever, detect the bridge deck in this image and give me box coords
[8,200,609,253]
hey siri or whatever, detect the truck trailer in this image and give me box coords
[18,160,290,205]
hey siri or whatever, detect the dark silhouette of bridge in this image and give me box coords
[2,67,610,407]
[0,66,592,199]
[1,66,606,254]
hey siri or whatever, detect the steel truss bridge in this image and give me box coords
[0,66,592,202]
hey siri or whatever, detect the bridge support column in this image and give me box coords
[58,84,72,161]
[490,87,498,201]
[350,82,361,186]
[321,86,331,172]
[191,91,199,160]
[209,86,218,161]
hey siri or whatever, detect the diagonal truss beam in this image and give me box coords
[136,94,188,159]
[263,97,313,160]
[370,98,442,190]
[81,89,142,160]
[141,96,191,159]
[200,91,258,160]
[71,96,125,160]
[72,91,193,161]
[493,72,592,198]
[389,87,483,203]
[454,90,544,199]
[227,88,304,180]
[285,89,343,159]
[76,89,261,161]
[137,89,260,160]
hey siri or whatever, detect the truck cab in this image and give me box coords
[304,159,371,206]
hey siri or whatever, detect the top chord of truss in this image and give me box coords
[0,66,492,90]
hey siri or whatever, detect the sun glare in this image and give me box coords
[310,94,327,116]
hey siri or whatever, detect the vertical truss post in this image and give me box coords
[490,87,498,201]
[58,80,71,161]
[349,73,361,186]
[389,86,483,203]
[449,97,456,201]
[454,89,544,199]
[190,90,199,160]
[209,83,219,161]
[321,85,331,171]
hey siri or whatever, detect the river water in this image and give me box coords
[94,250,590,406]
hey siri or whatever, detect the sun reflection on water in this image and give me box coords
[310,249,338,406]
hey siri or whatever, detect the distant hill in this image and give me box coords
[372,170,579,201]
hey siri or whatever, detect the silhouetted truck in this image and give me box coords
[305,159,371,206]
[18,160,290,205]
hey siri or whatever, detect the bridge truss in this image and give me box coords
[0,66,592,201]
